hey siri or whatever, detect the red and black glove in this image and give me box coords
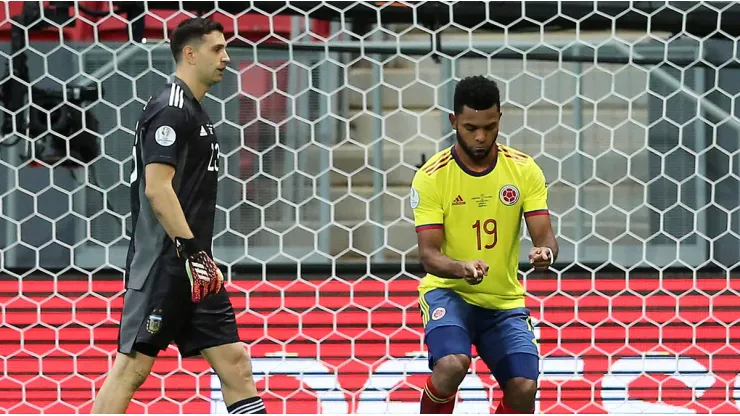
[175,237,223,303]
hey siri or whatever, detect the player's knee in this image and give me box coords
[503,377,537,412]
[111,351,154,390]
[232,349,255,386]
[212,345,255,390]
[434,354,471,381]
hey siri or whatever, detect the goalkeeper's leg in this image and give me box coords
[176,285,266,413]
[94,267,193,413]
[91,350,156,413]
[203,343,265,413]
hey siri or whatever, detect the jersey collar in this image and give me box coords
[451,145,498,177]
[172,76,196,102]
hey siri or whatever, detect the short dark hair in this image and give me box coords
[169,17,225,63]
[453,75,501,114]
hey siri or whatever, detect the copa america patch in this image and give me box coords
[409,187,420,209]
[499,184,520,206]
[431,307,446,320]
[155,125,176,147]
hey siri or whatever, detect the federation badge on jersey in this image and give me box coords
[146,309,163,334]
[499,184,520,206]
[155,125,176,147]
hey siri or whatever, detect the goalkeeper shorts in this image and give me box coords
[117,259,240,358]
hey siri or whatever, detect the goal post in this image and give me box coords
[1,1,740,414]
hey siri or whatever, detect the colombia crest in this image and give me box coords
[499,184,520,206]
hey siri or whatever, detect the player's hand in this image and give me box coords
[175,237,224,303]
[461,260,488,285]
[529,247,553,271]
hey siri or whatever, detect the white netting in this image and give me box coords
[1,1,739,414]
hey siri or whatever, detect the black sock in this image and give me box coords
[227,396,266,414]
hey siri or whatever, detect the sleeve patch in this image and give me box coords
[155,125,177,147]
[409,187,420,209]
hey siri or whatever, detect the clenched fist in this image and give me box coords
[529,247,553,271]
[460,259,489,285]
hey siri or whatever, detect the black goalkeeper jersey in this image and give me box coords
[124,77,220,290]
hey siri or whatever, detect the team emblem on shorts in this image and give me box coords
[146,310,163,334]
[431,307,446,320]
[499,184,520,206]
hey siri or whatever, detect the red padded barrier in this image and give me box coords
[2,273,740,413]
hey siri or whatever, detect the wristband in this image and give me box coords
[175,237,200,258]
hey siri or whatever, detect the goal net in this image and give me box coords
[1,1,739,414]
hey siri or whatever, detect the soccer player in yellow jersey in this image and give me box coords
[410,76,558,414]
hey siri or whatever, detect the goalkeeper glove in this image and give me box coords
[175,237,223,303]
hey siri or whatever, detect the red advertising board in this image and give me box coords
[1,272,739,414]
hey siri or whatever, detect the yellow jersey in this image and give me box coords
[410,144,549,310]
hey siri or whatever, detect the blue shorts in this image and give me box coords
[420,288,539,380]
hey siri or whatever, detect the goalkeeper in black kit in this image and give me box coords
[92,18,266,414]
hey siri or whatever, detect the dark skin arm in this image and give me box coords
[417,228,489,284]
[525,214,558,270]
